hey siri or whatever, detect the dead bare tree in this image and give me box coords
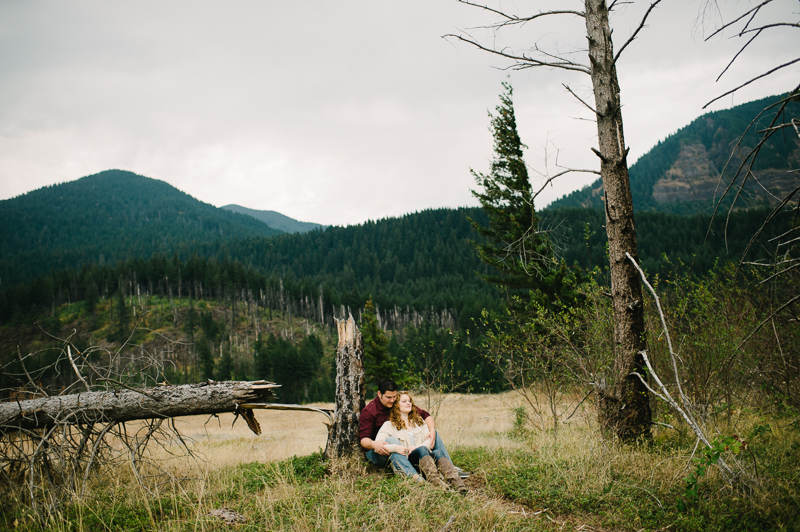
[447,0,662,440]
[324,313,365,460]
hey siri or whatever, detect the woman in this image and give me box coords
[375,392,467,494]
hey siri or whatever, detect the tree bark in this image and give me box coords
[324,314,365,459]
[586,0,651,440]
[0,380,278,436]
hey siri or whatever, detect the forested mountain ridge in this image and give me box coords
[0,170,283,286]
[2,204,791,330]
[187,205,789,307]
[549,94,800,214]
[222,204,325,234]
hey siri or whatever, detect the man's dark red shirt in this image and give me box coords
[359,396,430,442]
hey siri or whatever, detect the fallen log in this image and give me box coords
[0,380,279,436]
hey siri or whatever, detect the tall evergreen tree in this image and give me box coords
[470,83,554,306]
[470,83,581,310]
[361,299,399,394]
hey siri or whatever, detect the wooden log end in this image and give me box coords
[241,408,261,435]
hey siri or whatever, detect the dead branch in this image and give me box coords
[614,0,663,63]
[736,294,800,350]
[16,345,48,398]
[238,402,333,423]
[704,58,800,109]
[454,0,584,29]
[563,83,597,114]
[532,167,601,202]
[704,0,774,41]
[706,89,799,249]
[66,346,91,392]
[625,252,736,480]
[442,33,591,74]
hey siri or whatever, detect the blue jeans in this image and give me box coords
[365,432,452,478]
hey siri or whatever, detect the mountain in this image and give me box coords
[549,94,800,214]
[221,204,324,234]
[1,204,791,330]
[0,170,283,286]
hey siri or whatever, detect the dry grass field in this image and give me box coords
[168,390,534,472]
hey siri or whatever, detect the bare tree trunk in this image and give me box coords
[586,0,651,440]
[324,314,365,459]
[0,381,277,435]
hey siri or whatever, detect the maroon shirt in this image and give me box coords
[359,396,430,442]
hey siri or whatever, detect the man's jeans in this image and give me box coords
[365,432,452,478]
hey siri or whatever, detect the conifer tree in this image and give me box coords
[361,298,399,393]
[471,83,581,310]
[84,282,98,316]
[216,346,232,381]
[198,338,214,380]
[253,333,271,380]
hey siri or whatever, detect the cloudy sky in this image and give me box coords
[1,1,797,226]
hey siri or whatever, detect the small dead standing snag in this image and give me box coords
[324,313,365,460]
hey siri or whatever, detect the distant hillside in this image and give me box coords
[2,205,792,330]
[0,170,283,286]
[222,204,324,234]
[197,206,787,296]
[550,94,800,214]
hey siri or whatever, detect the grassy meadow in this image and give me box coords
[2,266,799,531]
[3,389,799,532]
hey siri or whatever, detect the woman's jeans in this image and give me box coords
[365,432,452,478]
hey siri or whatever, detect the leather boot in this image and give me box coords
[418,455,449,490]
[436,457,468,494]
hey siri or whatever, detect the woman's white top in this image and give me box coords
[375,419,430,449]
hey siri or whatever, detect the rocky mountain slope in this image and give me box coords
[550,94,800,214]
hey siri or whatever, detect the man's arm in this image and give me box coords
[359,402,385,453]
[424,416,436,447]
[360,437,392,455]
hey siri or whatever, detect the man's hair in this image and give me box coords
[378,379,397,395]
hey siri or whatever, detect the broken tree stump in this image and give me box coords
[0,380,278,436]
[324,313,365,459]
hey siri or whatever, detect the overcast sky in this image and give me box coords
[1,1,797,226]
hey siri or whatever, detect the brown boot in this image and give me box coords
[437,457,468,495]
[418,455,449,490]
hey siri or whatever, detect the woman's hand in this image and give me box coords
[393,446,413,456]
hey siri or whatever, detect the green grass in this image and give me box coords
[5,429,800,532]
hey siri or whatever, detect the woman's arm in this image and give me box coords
[376,422,412,455]
[386,443,412,454]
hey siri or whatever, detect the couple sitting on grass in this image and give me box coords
[359,379,467,494]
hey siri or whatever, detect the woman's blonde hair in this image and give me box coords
[389,391,425,430]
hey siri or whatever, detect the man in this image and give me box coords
[359,378,455,478]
